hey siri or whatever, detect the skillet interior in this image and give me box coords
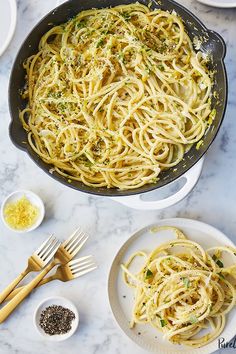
[8,0,227,197]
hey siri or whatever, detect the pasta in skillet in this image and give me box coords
[20,3,214,189]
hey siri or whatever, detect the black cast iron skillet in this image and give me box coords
[9,0,227,197]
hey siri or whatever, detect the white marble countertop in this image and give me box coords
[0,0,235,353]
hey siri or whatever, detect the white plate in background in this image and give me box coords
[108,218,236,354]
[0,0,17,56]
[197,0,236,8]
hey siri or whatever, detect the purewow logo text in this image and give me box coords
[218,337,236,349]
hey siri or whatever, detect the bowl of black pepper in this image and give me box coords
[34,296,79,341]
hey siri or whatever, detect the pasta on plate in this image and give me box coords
[122,227,236,348]
[20,3,214,190]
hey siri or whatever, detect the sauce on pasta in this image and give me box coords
[20,3,214,190]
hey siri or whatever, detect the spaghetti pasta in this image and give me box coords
[121,227,236,348]
[20,3,214,189]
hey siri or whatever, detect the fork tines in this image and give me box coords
[69,256,97,276]
[36,235,60,263]
[63,227,89,257]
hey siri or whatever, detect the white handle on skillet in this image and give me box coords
[110,158,204,210]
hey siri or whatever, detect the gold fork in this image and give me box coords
[5,256,97,301]
[0,227,88,323]
[52,227,89,266]
[0,235,59,304]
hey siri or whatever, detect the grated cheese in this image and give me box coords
[4,196,39,230]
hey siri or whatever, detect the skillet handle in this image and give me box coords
[110,158,204,210]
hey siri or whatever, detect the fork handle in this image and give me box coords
[0,262,56,323]
[0,267,30,304]
[4,275,56,302]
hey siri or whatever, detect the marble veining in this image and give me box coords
[0,0,236,353]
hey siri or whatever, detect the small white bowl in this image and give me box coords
[0,0,17,56]
[1,190,45,233]
[34,296,79,341]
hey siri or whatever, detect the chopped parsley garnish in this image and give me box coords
[58,102,67,112]
[189,315,198,324]
[160,319,167,327]
[158,65,164,71]
[145,269,153,279]
[121,12,131,21]
[216,259,224,268]
[182,277,190,288]
[96,37,105,48]
[212,254,224,268]
[76,20,87,29]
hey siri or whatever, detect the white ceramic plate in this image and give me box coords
[108,218,236,354]
[0,0,17,56]
[197,0,236,8]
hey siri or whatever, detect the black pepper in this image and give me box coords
[39,305,76,335]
